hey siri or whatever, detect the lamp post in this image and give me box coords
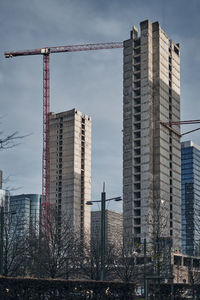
[0,206,4,275]
[86,183,122,281]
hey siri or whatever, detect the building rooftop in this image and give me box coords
[181,140,200,151]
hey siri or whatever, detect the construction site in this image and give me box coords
[2,12,200,299]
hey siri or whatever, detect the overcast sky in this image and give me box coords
[1,0,200,212]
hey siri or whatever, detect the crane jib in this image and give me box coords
[4,42,123,58]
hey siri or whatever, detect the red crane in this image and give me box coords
[4,41,123,228]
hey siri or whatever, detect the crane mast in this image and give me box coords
[5,41,123,229]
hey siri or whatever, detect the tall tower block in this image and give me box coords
[49,109,92,239]
[123,20,181,250]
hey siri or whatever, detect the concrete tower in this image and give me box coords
[123,20,181,250]
[49,109,91,239]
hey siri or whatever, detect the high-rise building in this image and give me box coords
[181,141,200,256]
[10,194,41,233]
[49,109,91,239]
[123,20,181,250]
[91,210,123,246]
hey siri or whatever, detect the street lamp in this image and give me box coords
[86,183,122,281]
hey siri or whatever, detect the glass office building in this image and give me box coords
[181,141,200,256]
[10,194,41,234]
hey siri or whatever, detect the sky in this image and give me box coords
[1,0,200,212]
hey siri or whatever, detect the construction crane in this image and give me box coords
[4,41,123,228]
[161,120,200,136]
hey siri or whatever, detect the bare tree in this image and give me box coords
[1,210,29,276]
[111,236,141,283]
[0,131,27,150]
[78,232,115,281]
[27,207,80,279]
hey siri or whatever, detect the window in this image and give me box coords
[134,149,141,156]
[134,209,141,216]
[134,123,141,130]
[134,132,141,139]
[134,200,141,207]
[135,98,141,105]
[134,48,140,55]
[134,73,141,80]
[134,81,140,89]
[134,140,141,147]
[134,157,141,164]
[134,39,140,47]
[135,175,141,181]
[134,218,141,225]
[134,65,140,72]
[174,45,179,56]
[135,89,141,97]
[134,192,141,199]
[134,184,140,191]
[134,227,141,234]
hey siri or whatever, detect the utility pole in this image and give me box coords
[0,206,4,275]
[144,238,148,299]
[100,183,106,281]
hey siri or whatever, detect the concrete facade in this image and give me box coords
[49,109,91,239]
[91,210,123,245]
[123,20,181,250]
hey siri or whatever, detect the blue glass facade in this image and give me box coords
[10,194,41,233]
[181,141,200,256]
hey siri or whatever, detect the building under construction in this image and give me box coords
[123,20,181,251]
[49,109,92,239]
